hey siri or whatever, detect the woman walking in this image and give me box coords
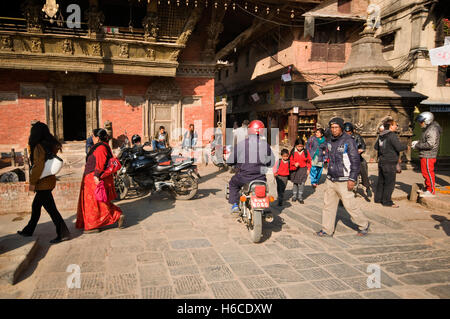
[289,139,312,204]
[18,122,71,244]
[307,128,327,188]
[76,128,124,233]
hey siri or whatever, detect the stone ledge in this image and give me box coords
[0,235,39,285]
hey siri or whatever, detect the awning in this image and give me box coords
[233,100,316,114]
[421,99,450,106]
[302,12,366,22]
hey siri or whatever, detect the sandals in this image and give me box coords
[383,204,399,208]
[357,222,370,237]
[315,230,332,237]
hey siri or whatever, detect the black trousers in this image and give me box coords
[360,158,370,189]
[276,176,288,201]
[374,162,397,206]
[22,190,70,238]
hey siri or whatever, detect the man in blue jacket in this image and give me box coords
[316,117,370,237]
[227,120,275,214]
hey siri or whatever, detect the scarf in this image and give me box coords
[313,136,325,160]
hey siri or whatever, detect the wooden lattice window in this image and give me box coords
[310,28,345,62]
[157,3,191,38]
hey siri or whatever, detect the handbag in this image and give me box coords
[39,153,63,179]
[94,180,108,202]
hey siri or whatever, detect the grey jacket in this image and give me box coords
[415,121,442,158]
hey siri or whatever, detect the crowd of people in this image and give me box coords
[17,111,441,243]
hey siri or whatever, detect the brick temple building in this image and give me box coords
[0,0,227,153]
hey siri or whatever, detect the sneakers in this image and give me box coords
[298,199,304,204]
[357,222,370,236]
[231,203,240,214]
[315,230,332,237]
[420,191,436,197]
[291,197,297,202]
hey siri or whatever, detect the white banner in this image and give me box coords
[429,45,450,66]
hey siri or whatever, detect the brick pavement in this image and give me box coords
[0,165,449,299]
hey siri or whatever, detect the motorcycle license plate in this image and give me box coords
[250,196,269,208]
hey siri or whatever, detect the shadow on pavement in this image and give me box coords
[260,207,285,243]
[432,215,450,236]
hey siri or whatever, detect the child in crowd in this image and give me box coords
[273,149,291,206]
[290,139,312,204]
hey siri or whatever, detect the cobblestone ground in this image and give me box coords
[1,165,449,299]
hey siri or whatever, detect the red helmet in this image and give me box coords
[248,120,265,135]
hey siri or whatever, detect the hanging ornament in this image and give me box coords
[290,9,295,19]
[232,2,235,10]
[277,8,280,14]
[337,25,340,31]
[158,0,160,4]
[224,2,228,10]
[177,0,180,6]
[205,0,208,8]
[254,5,258,13]
[266,7,269,15]
[168,0,170,5]
[214,2,218,9]
[195,0,197,7]
[186,0,189,6]
[245,2,247,10]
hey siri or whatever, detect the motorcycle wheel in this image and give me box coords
[115,175,129,200]
[248,209,263,243]
[172,174,198,200]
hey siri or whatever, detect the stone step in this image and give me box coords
[0,235,39,285]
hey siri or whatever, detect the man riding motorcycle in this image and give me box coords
[343,122,372,198]
[226,120,275,214]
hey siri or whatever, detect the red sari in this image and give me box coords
[76,142,122,230]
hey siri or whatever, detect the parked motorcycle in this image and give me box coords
[211,145,232,169]
[115,144,200,200]
[225,180,274,243]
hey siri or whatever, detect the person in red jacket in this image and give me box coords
[290,139,312,204]
[273,149,291,206]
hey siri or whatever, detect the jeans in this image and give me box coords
[21,190,70,238]
[152,140,166,150]
[375,162,397,206]
[276,176,288,202]
[292,183,305,200]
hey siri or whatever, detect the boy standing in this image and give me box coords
[273,149,291,206]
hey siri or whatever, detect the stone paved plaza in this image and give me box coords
[0,165,449,299]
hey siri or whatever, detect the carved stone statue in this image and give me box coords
[31,38,43,53]
[170,49,181,61]
[21,0,44,33]
[366,3,381,31]
[85,5,105,35]
[0,36,14,51]
[42,0,59,23]
[62,39,73,54]
[142,13,159,42]
[119,43,129,58]
[146,47,156,60]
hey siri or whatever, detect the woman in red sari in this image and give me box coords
[76,128,124,233]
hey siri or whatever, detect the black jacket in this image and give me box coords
[326,132,360,182]
[351,133,366,160]
[374,130,406,164]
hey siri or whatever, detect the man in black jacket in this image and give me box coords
[374,119,407,207]
[344,122,372,198]
[316,118,370,237]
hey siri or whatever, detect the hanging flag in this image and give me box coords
[104,27,120,34]
[429,45,450,66]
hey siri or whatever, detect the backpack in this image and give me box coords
[277,158,291,180]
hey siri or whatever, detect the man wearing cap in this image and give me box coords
[316,117,370,237]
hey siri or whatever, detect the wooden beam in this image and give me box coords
[215,4,289,61]
[177,7,204,46]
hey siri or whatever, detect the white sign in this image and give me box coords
[445,37,450,46]
[293,107,299,113]
[281,73,292,82]
[251,93,260,102]
[429,45,450,66]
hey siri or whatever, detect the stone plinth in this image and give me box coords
[311,29,427,162]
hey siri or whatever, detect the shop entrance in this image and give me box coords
[62,96,86,141]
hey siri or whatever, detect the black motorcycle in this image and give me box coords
[114,144,200,200]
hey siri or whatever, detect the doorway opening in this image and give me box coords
[63,96,86,141]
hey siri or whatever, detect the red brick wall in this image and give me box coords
[176,77,215,146]
[0,71,48,152]
[100,98,143,140]
[0,180,81,214]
